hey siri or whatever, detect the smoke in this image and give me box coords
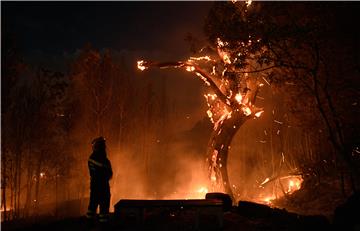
[109,123,211,210]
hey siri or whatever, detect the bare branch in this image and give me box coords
[238,65,278,74]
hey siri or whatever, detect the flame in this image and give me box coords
[222,53,232,64]
[285,177,302,193]
[255,111,264,118]
[235,93,243,104]
[262,196,276,205]
[197,186,209,194]
[216,38,227,48]
[186,66,195,72]
[211,174,217,182]
[242,107,252,116]
[137,60,147,71]
[260,177,270,186]
[135,23,272,203]
[245,0,252,7]
[258,175,303,205]
[189,56,212,62]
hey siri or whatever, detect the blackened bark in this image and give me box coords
[207,110,249,201]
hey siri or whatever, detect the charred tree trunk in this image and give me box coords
[34,153,43,215]
[14,147,22,219]
[2,152,7,221]
[24,163,33,217]
[207,110,250,201]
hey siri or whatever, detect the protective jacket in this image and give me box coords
[88,151,113,183]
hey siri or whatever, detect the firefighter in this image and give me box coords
[86,136,113,223]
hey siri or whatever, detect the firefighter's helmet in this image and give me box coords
[91,136,106,151]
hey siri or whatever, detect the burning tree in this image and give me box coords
[137,1,267,200]
[138,1,360,199]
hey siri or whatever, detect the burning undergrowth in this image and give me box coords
[109,124,212,209]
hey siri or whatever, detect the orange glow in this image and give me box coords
[186,66,195,72]
[0,207,11,212]
[197,186,209,195]
[137,60,147,71]
[134,25,273,205]
[255,111,264,118]
[246,0,252,7]
[235,93,243,104]
[257,175,303,205]
[242,107,252,116]
[189,56,212,62]
[262,196,276,205]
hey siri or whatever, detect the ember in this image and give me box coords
[258,175,304,205]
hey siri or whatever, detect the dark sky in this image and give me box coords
[3,1,213,59]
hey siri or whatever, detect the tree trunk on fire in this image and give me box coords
[207,110,250,202]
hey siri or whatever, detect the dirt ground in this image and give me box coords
[2,207,331,231]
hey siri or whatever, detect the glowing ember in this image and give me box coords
[242,107,252,116]
[197,186,209,195]
[235,93,243,104]
[222,53,232,64]
[258,175,303,205]
[211,174,217,182]
[255,111,264,118]
[186,66,195,72]
[216,38,227,48]
[189,56,212,62]
[137,60,147,71]
[245,0,252,7]
[260,177,270,186]
[262,196,276,205]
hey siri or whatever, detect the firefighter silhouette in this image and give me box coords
[86,136,113,223]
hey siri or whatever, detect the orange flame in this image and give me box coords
[137,60,147,71]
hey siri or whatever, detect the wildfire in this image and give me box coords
[258,175,303,205]
[186,186,210,199]
[284,176,302,193]
[135,15,268,201]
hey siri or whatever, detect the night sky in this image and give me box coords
[3,1,215,129]
[3,1,213,66]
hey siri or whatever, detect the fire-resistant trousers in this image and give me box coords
[86,182,111,222]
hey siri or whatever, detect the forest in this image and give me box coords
[1,1,359,225]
